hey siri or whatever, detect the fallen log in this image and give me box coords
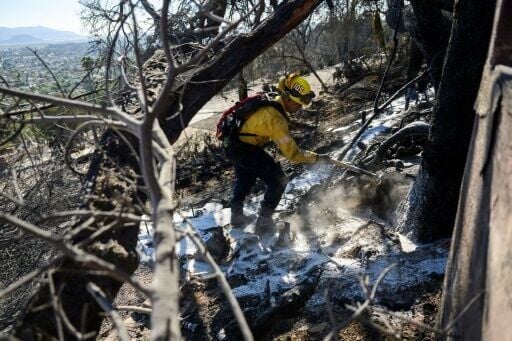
[362,121,430,169]
[217,268,322,340]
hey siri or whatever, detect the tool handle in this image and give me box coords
[328,158,377,177]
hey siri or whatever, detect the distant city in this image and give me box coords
[0,26,96,96]
[0,42,97,95]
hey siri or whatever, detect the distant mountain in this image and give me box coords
[0,26,87,45]
[3,34,44,45]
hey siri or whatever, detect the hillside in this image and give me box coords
[2,34,43,45]
[0,0,508,339]
[97,60,445,339]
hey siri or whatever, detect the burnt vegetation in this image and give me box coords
[0,0,511,340]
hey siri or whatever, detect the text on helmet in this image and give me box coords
[292,83,305,93]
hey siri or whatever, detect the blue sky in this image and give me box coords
[0,0,83,34]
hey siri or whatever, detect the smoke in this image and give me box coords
[284,171,413,240]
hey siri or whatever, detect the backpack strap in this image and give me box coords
[265,98,288,122]
[236,94,288,138]
[216,93,288,144]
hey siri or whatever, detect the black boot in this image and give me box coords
[231,214,254,227]
[255,204,277,235]
[255,215,276,235]
[230,202,254,228]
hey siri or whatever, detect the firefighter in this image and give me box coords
[224,73,327,233]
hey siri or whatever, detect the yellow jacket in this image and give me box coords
[238,96,317,164]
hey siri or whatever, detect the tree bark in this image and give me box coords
[238,69,248,100]
[439,0,512,339]
[398,0,497,242]
[386,0,451,89]
[406,0,452,89]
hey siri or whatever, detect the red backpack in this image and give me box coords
[215,93,286,145]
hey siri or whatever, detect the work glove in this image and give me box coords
[315,153,332,163]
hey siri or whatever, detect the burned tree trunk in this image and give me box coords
[386,0,451,89]
[399,0,497,242]
[404,40,424,110]
[238,69,248,101]
[406,0,452,89]
[14,0,325,338]
[439,1,512,339]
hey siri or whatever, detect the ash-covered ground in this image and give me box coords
[109,71,447,340]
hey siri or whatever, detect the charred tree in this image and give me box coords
[386,0,451,89]
[439,0,512,339]
[404,40,425,110]
[399,0,497,242]
[406,0,452,89]
[13,0,326,338]
[238,69,248,100]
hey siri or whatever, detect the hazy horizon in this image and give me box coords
[0,25,82,34]
[0,0,84,35]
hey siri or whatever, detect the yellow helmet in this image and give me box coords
[277,73,316,106]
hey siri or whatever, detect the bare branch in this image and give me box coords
[324,264,396,340]
[197,8,232,25]
[115,305,152,314]
[4,89,104,116]
[0,85,140,132]
[139,0,161,24]
[10,169,24,205]
[0,120,24,146]
[118,55,138,90]
[103,1,133,106]
[128,0,150,115]
[0,190,25,207]
[181,220,253,341]
[58,299,98,340]
[86,282,130,341]
[48,270,66,341]
[68,68,97,98]
[0,212,149,295]
[148,123,181,340]
[42,210,147,222]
